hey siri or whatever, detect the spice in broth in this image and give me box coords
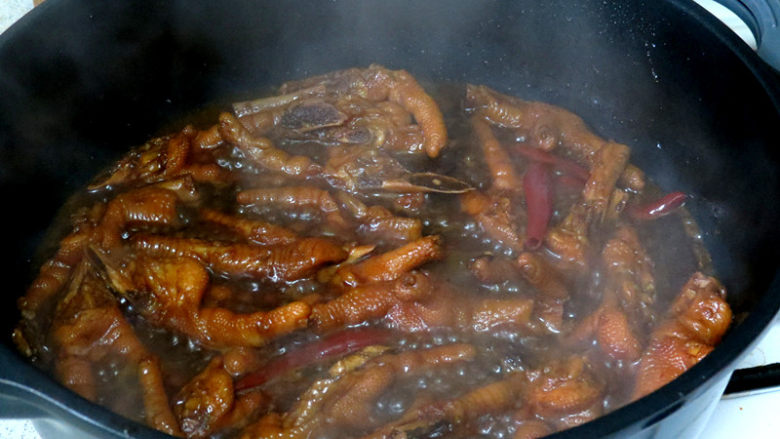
[13,65,732,439]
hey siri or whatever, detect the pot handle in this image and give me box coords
[714,0,780,71]
[725,362,780,394]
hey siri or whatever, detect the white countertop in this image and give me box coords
[1,1,777,438]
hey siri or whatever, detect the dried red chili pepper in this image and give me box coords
[626,191,688,220]
[235,327,392,391]
[513,145,590,181]
[523,162,553,250]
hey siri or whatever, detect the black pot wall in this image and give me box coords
[0,1,778,438]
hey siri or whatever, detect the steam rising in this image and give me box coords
[1,0,778,338]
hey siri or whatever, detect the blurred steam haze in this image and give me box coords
[0,0,778,319]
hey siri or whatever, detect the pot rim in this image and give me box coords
[1,0,779,438]
[552,0,780,436]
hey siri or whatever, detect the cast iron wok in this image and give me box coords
[0,0,779,438]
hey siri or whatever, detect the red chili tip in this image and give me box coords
[514,145,590,181]
[524,237,543,250]
[523,162,553,251]
[627,191,688,220]
[235,327,392,392]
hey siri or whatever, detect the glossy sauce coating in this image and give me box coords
[14,66,731,439]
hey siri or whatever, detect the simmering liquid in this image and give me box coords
[14,66,731,439]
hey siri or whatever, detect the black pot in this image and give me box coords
[0,1,778,438]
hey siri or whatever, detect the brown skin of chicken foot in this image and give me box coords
[20,184,184,330]
[525,357,603,422]
[310,271,433,330]
[359,205,423,244]
[471,256,523,285]
[386,287,535,335]
[57,355,96,401]
[50,266,175,429]
[602,225,655,295]
[199,208,298,246]
[365,372,524,439]
[237,186,340,213]
[472,116,521,192]
[132,234,347,282]
[461,191,524,252]
[467,84,645,205]
[18,227,92,322]
[385,68,448,158]
[311,65,446,157]
[583,142,630,221]
[335,235,442,286]
[516,252,569,299]
[238,65,445,157]
[139,357,183,437]
[241,347,392,439]
[619,164,645,192]
[324,344,477,432]
[96,186,181,249]
[545,203,589,272]
[90,125,229,189]
[243,344,477,438]
[219,112,319,177]
[470,298,535,332]
[99,252,312,347]
[633,272,732,399]
[596,307,642,362]
[174,357,264,438]
[466,84,604,160]
[237,186,348,228]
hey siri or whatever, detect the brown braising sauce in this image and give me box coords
[13,65,732,439]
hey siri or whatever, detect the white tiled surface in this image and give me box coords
[706,390,780,438]
[0,1,776,438]
[0,0,33,34]
[0,419,38,439]
[702,321,780,438]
